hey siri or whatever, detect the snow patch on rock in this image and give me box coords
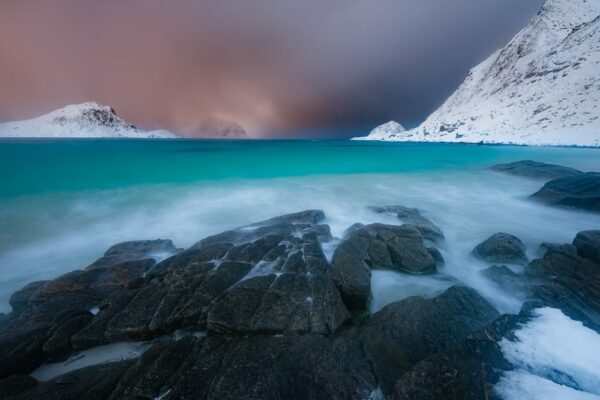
[495,307,600,399]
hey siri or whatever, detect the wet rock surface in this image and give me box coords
[473,232,528,265]
[490,160,582,180]
[331,223,442,311]
[531,172,600,212]
[360,286,499,394]
[2,208,600,399]
[392,312,527,400]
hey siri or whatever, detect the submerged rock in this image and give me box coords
[490,160,582,180]
[531,172,600,212]
[473,232,528,265]
[331,223,442,311]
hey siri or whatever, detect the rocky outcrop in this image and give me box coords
[490,160,582,180]
[3,286,499,400]
[473,232,528,265]
[531,172,600,212]
[331,223,443,311]
[525,241,600,330]
[4,208,600,400]
[0,211,347,379]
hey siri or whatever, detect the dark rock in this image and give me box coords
[148,243,232,278]
[573,230,600,263]
[192,210,326,249]
[110,334,376,400]
[332,223,441,312]
[70,289,139,350]
[2,210,345,384]
[369,205,444,241]
[42,312,93,360]
[392,312,526,400]
[8,281,48,314]
[473,232,528,265]
[87,239,178,270]
[490,160,582,180]
[524,238,600,330]
[206,227,349,336]
[0,375,38,398]
[7,360,134,400]
[207,272,349,336]
[0,320,51,378]
[531,172,600,212]
[361,286,499,394]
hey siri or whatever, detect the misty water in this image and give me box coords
[1,139,600,316]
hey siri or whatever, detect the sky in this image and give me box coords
[0,0,544,138]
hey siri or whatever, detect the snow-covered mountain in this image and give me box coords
[356,0,600,146]
[357,121,405,141]
[0,102,178,139]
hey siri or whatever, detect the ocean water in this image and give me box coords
[1,139,600,314]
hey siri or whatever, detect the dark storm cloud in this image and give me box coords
[0,0,544,137]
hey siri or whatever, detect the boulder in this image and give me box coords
[524,239,600,330]
[473,233,528,265]
[369,205,444,241]
[361,286,499,394]
[331,223,442,311]
[531,172,600,212]
[490,160,582,180]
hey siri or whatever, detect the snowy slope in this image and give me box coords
[356,121,405,141]
[356,0,600,146]
[0,102,178,139]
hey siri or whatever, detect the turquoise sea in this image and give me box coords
[1,139,600,314]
